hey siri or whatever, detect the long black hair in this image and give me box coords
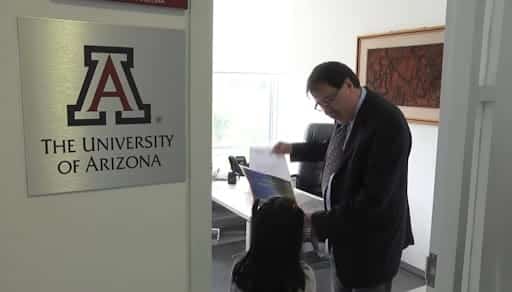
[232,197,306,292]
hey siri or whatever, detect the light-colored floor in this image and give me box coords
[212,241,425,292]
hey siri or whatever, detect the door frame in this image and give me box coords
[428,0,503,291]
[189,1,213,292]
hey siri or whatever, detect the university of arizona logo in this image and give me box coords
[67,46,151,126]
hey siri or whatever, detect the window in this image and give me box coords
[212,73,277,171]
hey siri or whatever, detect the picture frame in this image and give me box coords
[356,26,445,124]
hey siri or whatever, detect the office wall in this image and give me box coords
[214,0,446,271]
[0,1,211,292]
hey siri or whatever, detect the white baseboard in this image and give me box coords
[408,286,427,292]
[401,261,426,279]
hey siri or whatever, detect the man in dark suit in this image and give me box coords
[273,61,414,292]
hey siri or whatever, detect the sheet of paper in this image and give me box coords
[249,146,291,181]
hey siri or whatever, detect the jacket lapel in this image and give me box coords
[335,89,373,171]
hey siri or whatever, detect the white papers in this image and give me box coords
[249,146,291,181]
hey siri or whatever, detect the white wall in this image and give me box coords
[407,124,437,271]
[0,1,211,292]
[213,0,446,271]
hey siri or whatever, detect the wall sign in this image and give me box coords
[108,0,187,9]
[18,17,186,196]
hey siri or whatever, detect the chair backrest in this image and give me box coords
[295,123,334,197]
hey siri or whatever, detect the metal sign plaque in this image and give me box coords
[17,17,186,196]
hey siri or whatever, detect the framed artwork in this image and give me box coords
[357,26,445,124]
[107,0,188,9]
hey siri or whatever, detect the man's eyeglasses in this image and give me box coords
[314,88,340,111]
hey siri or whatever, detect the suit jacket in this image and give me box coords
[291,88,414,288]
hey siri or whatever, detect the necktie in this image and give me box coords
[321,123,348,208]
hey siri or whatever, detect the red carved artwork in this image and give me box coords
[366,43,443,108]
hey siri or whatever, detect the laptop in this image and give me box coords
[240,166,295,201]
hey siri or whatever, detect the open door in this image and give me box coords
[427,0,508,291]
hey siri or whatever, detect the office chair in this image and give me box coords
[294,123,334,197]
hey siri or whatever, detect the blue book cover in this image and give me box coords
[241,166,294,200]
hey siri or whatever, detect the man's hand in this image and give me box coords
[272,142,292,154]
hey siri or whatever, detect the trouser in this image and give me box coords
[330,255,392,292]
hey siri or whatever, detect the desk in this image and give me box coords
[212,179,324,250]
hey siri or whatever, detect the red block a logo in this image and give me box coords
[67,46,151,126]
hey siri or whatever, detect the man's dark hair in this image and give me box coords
[306,61,361,93]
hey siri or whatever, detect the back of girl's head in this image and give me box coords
[232,197,306,292]
[250,197,305,258]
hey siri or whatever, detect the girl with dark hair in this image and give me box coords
[230,197,316,292]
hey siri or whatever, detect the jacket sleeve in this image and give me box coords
[311,114,411,241]
[290,142,328,162]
